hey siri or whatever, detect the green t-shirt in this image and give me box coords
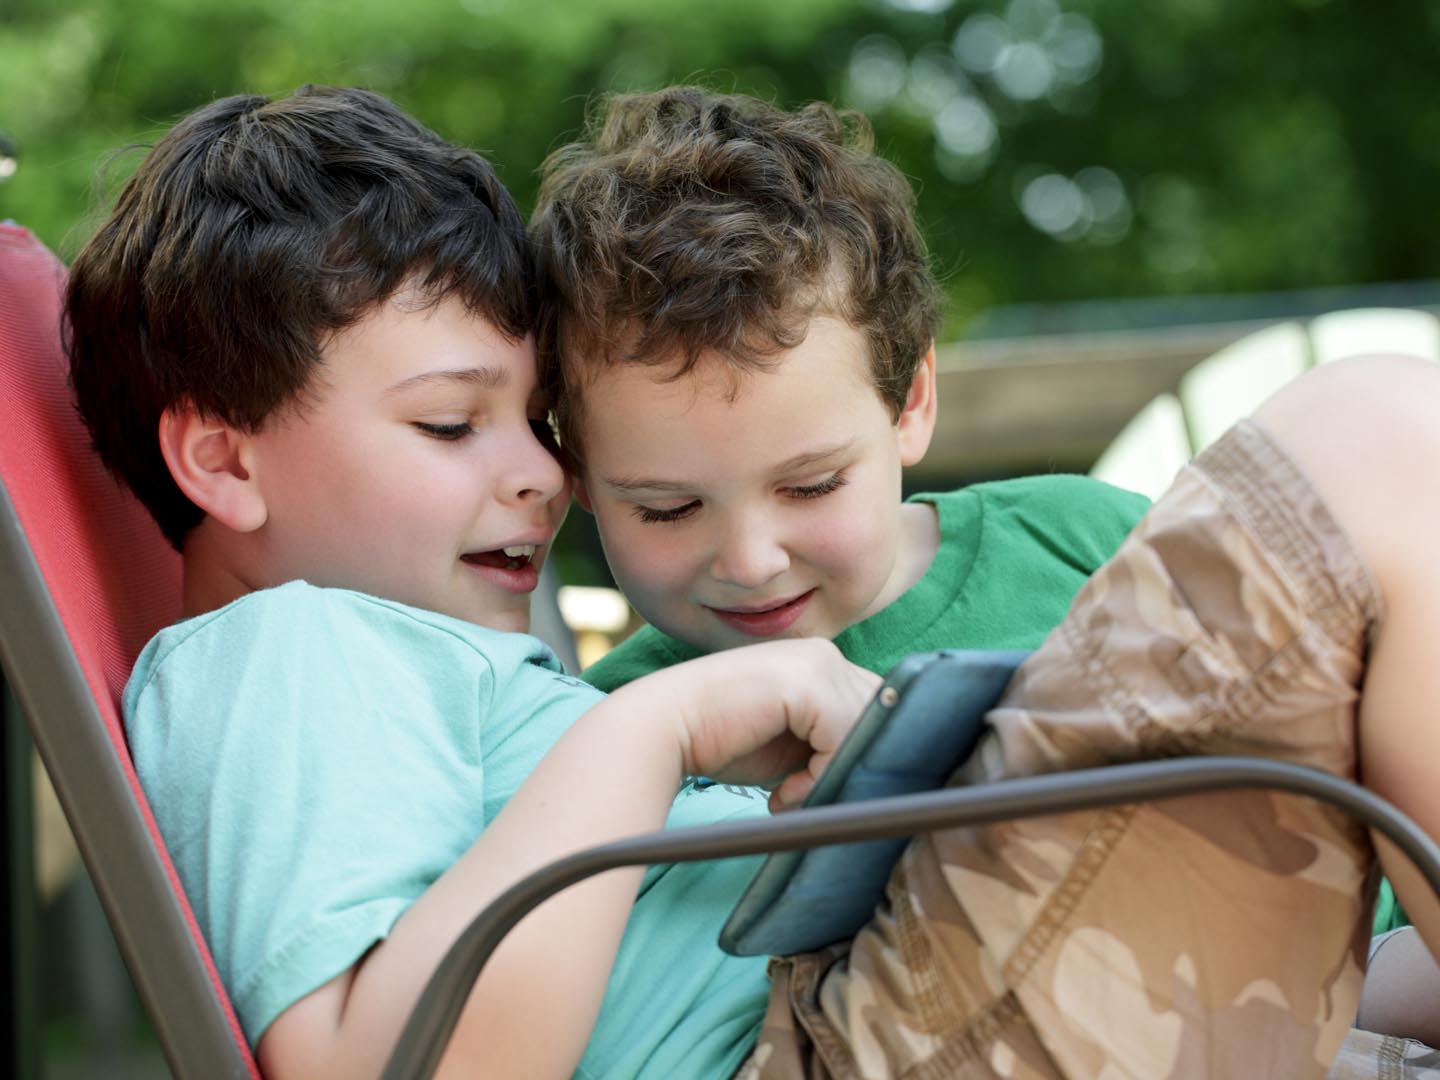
[1373,877,1410,935]
[585,475,1151,691]
[125,582,771,1079]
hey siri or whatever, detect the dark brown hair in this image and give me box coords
[531,85,942,455]
[66,85,534,548]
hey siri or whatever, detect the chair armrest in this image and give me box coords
[381,756,1440,1080]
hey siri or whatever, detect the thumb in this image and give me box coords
[766,749,835,812]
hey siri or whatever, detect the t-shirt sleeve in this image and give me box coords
[127,587,497,1046]
[997,474,1149,576]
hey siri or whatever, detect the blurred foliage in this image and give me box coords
[3,0,1439,329]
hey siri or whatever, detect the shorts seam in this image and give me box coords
[1378,1035,1404,1080]
[894,861,952,1035]
[1197,421,1384,631]
[1197,426,1336,618]
[1058,613,1164,753]
[1001,805,1139,985]
[785,951,861,1080]
[903,993,1033,1079]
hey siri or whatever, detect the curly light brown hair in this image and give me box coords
[531,85,942,457]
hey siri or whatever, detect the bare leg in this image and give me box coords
[1253,353,1440,952]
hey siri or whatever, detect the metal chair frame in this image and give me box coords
[378,756,1440,1079]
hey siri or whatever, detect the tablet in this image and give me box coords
[718,648,1028,957]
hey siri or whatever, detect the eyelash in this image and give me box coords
[631,471,849,525]
[414,417,560,449]
[634,501,700,525]
[789,471,849,500]
[415,422,473,441]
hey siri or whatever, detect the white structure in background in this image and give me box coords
[1092,307,1440,499]
[558,585,634,669]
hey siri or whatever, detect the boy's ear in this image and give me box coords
[896,343,938,467]
[158,402,269,533]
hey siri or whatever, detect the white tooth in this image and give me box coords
[502,544,536,558]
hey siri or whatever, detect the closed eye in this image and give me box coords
[631,471,846,523]
[632,500,701,525]
[786,471,848,500]
[414,421,473,441]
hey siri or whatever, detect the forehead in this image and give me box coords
[315,290,536,391]
[579,316,878,426]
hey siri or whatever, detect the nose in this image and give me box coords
[708,512,790,589]
[504,421,569,505]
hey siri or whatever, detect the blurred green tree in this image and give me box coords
[3,0,1437,325]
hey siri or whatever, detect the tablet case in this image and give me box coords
[718,648,1028,957]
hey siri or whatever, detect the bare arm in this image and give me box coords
[257,640,878,1080]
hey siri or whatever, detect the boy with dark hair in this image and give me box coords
[69,82,1440,1080]
[65,84,878,1079]
[531,87,1149,691]
[69,85,539,554]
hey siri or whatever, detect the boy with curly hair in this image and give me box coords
[531,87,1148,692]
[533,86,1440,1077]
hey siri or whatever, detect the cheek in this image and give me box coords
[798,496,895,580]
[351,466,445,518]
[341,461,476,555]
[596,512,694,594]
[804,525,870,573]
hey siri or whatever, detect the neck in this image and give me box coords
[180,519,261,618]
[870,501,941,615]
[896,500,941,590]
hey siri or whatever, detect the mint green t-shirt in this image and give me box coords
[585,475,1151,691]
[124,582,771,1079]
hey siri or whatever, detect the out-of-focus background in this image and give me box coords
[3,0,1439,1074]
[7,0,1440,580]
[9,0,1440,311]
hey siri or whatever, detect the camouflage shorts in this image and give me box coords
[739,420,1389,1080]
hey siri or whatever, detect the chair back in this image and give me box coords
[0,222,259,1078]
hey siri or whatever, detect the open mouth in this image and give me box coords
[461,544,537,572]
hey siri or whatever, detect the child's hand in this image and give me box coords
[659,639,881,811]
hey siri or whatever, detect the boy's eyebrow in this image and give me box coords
[385,366,509,394]
[602,441,856,493]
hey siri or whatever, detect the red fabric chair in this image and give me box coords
[0,222,259,1078]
